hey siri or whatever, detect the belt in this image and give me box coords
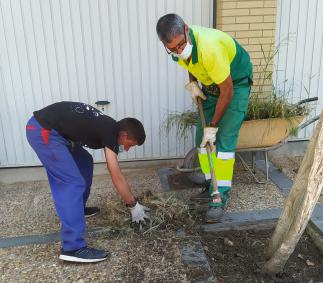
[201,84,220,96]
[202,76,253,96]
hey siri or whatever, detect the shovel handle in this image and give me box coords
[197,97,219,196]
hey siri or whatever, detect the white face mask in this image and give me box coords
[172,42,193,60]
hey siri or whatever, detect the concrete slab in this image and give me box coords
[201,208,281,232]
[0,227,111,249]
[311,204,323,235]
[179,236,215,283]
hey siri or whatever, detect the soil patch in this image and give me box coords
[200,229,323,282]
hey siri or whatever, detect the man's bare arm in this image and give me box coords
[104,147,136,205]
[210,75,233,127]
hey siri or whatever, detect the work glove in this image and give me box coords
[129,202,150,224]
[185,81,207,105]
[200,127,218,151]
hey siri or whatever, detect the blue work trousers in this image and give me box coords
[26,116,93,251]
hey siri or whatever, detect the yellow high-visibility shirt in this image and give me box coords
[172,25,252,85]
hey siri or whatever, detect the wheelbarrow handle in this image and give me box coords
[299,115,320,130]
[296,97,318,106]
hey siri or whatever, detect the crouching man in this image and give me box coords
[26,101,149,263]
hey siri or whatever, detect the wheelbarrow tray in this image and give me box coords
[236,116,304,150]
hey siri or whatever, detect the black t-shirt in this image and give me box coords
[34,101,119,152]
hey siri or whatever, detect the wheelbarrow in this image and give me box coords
[176,97,319,184]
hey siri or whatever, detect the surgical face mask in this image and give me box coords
[172,42,193,60]
[118,145,124,153]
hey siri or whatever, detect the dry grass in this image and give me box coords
[163,96,309,137]
[105,191,194,234]
[164,110,198,138]
[245,93,309,121]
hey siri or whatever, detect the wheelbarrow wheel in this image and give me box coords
[180,147,205,185]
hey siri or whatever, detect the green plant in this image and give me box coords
[163,110,198,137]
[163,97,308,137]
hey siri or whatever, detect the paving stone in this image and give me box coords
[0,227,111,249]
[311,204,323,235]
[201,208,281,232]
[312,204,323,219]
[0,232,60,248]
[179,237,216,283]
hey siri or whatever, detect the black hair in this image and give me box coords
[156,13,185,43]
[117,118,146,145]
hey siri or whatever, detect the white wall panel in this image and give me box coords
[274,0,323,139]
[0,0,214,167]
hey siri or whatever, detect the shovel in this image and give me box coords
[196,97,221,202]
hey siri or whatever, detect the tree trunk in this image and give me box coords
[262,112,323,274]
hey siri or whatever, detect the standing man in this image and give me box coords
[26,101,150,263]
[156,14,253,222]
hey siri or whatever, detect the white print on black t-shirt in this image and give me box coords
[71,102,104,117]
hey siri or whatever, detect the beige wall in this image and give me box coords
[216,0,277,96]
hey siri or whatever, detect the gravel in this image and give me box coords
[0,162,287,282]
[0,168,160,238]
[0,164,285,237]
[0,231,187,282]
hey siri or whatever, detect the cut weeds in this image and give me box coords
[105,191,195,234]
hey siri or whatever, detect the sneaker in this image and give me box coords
[190,188,209,201]
[59,246,109,263]
[84,207,100,218]
[205,207,224,223]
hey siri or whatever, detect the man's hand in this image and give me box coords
[185,81,206,104]
[200,127,218,151]
[130,202,150,224]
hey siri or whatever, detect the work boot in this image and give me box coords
[84,206,100,218]
[190,188,209,201]
[205,207,224,223]
[59,246,109,263]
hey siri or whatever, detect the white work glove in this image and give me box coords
[185,81,207,105]
[200,127,218,151]
[130,202,150,224]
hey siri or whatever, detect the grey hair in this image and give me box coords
[156,14,185,43]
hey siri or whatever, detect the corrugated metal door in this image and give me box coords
[0,0,214,167]
[273,0,323,139]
